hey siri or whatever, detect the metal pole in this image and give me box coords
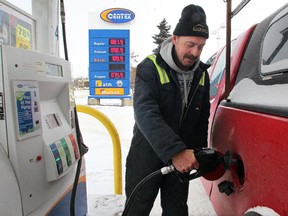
[225,0,232,100]
[76,105,123,195]
[232,0,251,18]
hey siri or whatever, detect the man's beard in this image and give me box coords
[184,54,198,62]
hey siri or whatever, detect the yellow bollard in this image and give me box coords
[76,105,122,195]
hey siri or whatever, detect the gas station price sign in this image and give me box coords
[88,29,130,99]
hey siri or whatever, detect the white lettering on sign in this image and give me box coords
[94,42,105,46]
[94,50,106,54]
[103,83,112,87]
[107,13,132,20]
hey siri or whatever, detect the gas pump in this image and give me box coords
[0,45,87,215]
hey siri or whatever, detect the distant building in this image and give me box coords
[74,77,89,89]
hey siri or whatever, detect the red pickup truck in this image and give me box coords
[203,3,288,216]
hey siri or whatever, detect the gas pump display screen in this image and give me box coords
[45,63,63,77]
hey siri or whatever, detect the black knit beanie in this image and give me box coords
[173,4,209,39]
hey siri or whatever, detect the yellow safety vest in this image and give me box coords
[147,54,205,86]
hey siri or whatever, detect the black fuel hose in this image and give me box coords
[121,165,174,216]
[60,0,68,61]
[58,0,80,215]
[59,1,89,215]
[121,148,230,215]
[70,152,82,216]
[70,105,88,216]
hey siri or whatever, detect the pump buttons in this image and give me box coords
[28,155,42,163]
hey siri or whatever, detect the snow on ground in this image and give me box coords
[74,90,217,216]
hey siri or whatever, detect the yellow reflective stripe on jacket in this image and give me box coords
[147,54,206,86]
[147,54,170,84]
[199,72,205,86]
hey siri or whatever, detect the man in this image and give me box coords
[125,4,210,216]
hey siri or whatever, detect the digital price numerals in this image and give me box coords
[109,72,125,79]
[109,47,125,54]
[109,38,125,46]
[109,55,125,62]
[93,37,127,80]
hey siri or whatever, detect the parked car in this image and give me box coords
[202,3,288,215]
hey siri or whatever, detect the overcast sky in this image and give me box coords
[7,0,288,78]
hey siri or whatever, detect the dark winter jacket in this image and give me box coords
[131,45,210,166]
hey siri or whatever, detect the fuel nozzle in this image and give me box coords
[222,150,241,170]
[177,148,231,183]
[176,148,243,183]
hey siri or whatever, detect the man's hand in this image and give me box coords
[172,149,199,173]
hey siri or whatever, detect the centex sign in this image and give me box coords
[100,8,135,23]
